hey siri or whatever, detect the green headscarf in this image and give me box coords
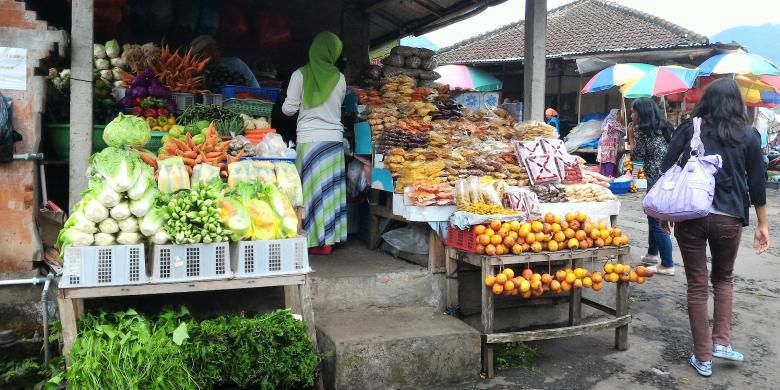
[300,31,343,108]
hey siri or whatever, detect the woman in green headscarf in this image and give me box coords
[283,31,347,255]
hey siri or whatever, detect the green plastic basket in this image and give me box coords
[45,124,108,160]
[222,98,273,117]
[146,131,166,153]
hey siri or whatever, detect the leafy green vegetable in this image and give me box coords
[163,182,231,244]
[73,189,109,223]
[89,147,144,192]
[98,217,119,234]
[127,163,154,201]
[140,207,165,237]
[55,227,94,251]
[89,175,122,207]
[102,113,152,148]
[63,210,98,234]
[129,188,157,218]
[94,232,116,245]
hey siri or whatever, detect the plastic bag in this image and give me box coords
[382,54,405,67]
[347,158,370,199]
[275,161,303,207]
[191,164,221,186]
[382,225,428,255]
[256,133,296,158]
[404,56,422,69]
[245,198,281,240]
[454,179,470,206]
[157,157,190,193]
[218,197,252,241]
[227,160,255,189]
[564,120,602,152]
[467,176,482,204]
[252,160,277,184]
[260,183,298,238]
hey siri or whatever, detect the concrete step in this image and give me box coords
[316,307,480,390]
[309,242,444,312]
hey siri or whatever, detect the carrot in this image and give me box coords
[183,151,197,159]
[183,157,196,166]
[175,149,184,156]
[206,151,223,159]
[171,138,190,152]
[139,153,158,170]
[216,141,231,152]
[195,154,204,164]
[186,133,196,150]
[165,143,179,155]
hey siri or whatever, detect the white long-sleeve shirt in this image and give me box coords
[282,69,346,144]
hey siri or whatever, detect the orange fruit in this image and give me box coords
[603,263,614,273]
[519,279,531,292]
[560,220,569,230]
[478,234,491,246]
[535,232,547,243]
[555,270,567,282]
[629,271,639,283]
[600,229,610,240]
[637,276,646,284]
[590,228,601,240]
[582,222,593,234]
[521,290,532,299]
[492,283,504,295]
[522,268,533,280]
[574,268,586,279]
[635,266,647,277]
[525,232,536,244]
[610,272,620,283]
[519,223,532,238]
[474,225,487,235]
[497,228,509,238]
[532,287,544,297]
[503,268,515,279]
[509,231,519,240]
[503,236,516,247]
[521,243,530,253]
[595,238,605,248]
[541,273,553,285]
[553,232,566,243]
[496,244,507,256]
[612,228,622,238]
[530,279,541,290]
[567,238,579,250]
[490,235,503,246]
[553,215,561,224]
[531,221,544,233]
[591,281,603,291]
[547,240,559,252]
[564,228,576,239]
[511,243,522,255]
[544,213,556,224]
[591,271,603,283]
[490,220,502,231]
[619,273,630,283]
[551,223,562,233]
[612,263,624,275]
[485,228,495,237]
[532,273,542,282]
[495,273,507,284]
[565,212,576,222]
[597,221,607,231]
[504,280,515,291]
[565,272,576,284]
[501,222,511,232]
[485,244,497,256]
[605,236,613,246]
[509,220,521,232]
[542,223,552,234]
[576,211,587,223]
[476,244,486,254]
[583,276,593,288]
[531,242,543,253]
[573,279,583,289]
[586,237,594,248]
[569,220,581,231]
[550,280,561,292]
[512,277,523,286]
[561,280,572,292]
[484,275,496,287]
[575,230,587,241]
[510,288,519,296]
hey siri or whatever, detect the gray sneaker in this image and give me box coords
[689,355,712,377]
[713,344,744,362]
[647,264,675,276]
[641,254,659,265]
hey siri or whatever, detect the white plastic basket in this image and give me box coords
[60,245,147,288]
[151,242,231,283]
[202,93,222,106]
[230,236,310,278]
[172,92,196,113]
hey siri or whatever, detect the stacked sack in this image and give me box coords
[378,46,441,88]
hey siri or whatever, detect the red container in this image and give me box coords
[445,225,478,253]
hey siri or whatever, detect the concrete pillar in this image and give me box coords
[68,0,94,210]
[523,0,547,121]
[341,7,370,85]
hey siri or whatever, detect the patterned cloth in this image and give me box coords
[632,128,669,189]
[296,141,347,248]
[597,109,626,164]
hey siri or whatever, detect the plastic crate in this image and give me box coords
[222,98,274,117]
[172,92,196,113]
[230,236,310,278]
[151,242,231,283]
[202,93,222,106]
[221,85,280,102]
[60,245,147,288]
[445,225,477,253]
[145,131,166,152]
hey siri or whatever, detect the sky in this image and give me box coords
[421,0,780,48]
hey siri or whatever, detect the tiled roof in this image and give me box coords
[436,0,710,65]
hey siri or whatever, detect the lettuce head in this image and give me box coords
[103,113,151,148]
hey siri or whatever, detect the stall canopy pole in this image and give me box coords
[577,75,582,123]
[662,96,668,119]
[68,0,94,210]
[522,0,547,121]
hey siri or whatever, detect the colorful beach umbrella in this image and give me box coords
[434,65,503,92]
[698,52,780,76]
[759,75,780,91]
[620,66,698,98]
[581,63,656,94]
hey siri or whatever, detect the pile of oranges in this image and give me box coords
[603,262,654,284]
[485,266,611,297]
[472,212,630,256]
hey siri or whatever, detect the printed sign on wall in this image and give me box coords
[0,47,27,90]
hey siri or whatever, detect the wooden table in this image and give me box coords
[446,246,631,378]
[57,274,317,359]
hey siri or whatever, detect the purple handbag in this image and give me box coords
[642,117,722,222]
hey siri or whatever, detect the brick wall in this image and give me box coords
[0,0,67,272]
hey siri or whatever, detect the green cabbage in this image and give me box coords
[128,163,154,200]
[94,232,116,246]
[118,216,139,233]
[117,232,143,245]
[63,211,98,234]
[105,39,120,59]
[74,190,109,223]
[103,113,151,149]
[56,228,94,251]
[130,188,157,218]
[151,230,169,245]
[140,207,165,237]
[98,218,119,234]
[89,176,121,208]
[110,201,131,221]
[89,147,144,192]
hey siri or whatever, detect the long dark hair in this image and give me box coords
[693,78,748,145]
[631,98,673,142]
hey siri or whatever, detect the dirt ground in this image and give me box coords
[465,189,780,390]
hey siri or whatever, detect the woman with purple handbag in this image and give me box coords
[630,98,675,275]
[657,79,769,377]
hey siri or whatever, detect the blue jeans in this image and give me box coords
[647,216,674,267]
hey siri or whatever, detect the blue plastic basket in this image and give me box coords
[609,180,632,195]
[221,85,280,102]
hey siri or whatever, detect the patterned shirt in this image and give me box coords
[632,129,668,189]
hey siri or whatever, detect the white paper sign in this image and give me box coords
[0,47,27,90]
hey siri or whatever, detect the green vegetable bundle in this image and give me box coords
[163,181,230,244]
[177,104,244,136]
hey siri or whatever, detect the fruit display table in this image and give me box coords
[445,246,631,378]
[56,274,317,362]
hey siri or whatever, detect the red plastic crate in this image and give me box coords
[445,225,477,253]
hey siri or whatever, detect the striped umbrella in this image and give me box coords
[620,66,699,98]
[698,52,780,76]
[434,65,503,92]
[581,63,656,94]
